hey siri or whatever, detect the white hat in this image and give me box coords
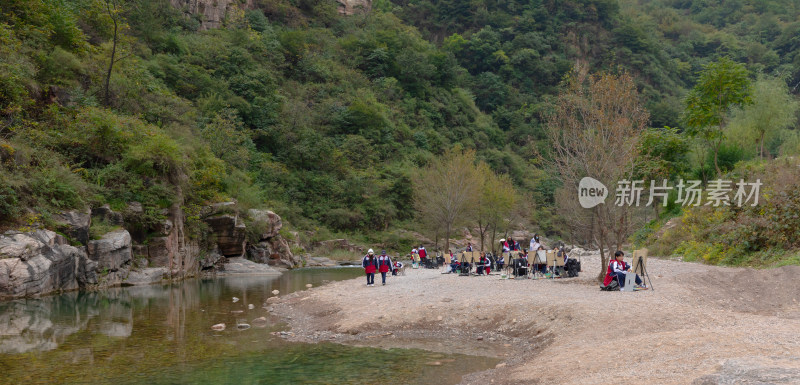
[368,249,374,254]
[499,238,506,243]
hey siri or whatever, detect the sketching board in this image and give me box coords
[632,249,648,274]
[547,250,564,267]
[534,250,547,264]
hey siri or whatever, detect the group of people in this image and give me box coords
[445,250,495,275]
[361,249,404,286]
[361,237,646,291]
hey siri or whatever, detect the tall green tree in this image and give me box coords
[684,57,752,177]
[727,75,799,159]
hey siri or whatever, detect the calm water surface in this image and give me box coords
[0,268,497,384]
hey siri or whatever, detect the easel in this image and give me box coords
[546,250,564,279]
[632,249,654,291]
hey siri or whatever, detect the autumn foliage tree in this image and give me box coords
[413,149,481,253]
[475,163,516,252]
[546,68,650,281]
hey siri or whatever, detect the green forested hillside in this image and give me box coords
[1,0,800,261]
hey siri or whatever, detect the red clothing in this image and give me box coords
[363,256,377,274]
[603,259,629,286]
[378,255,392,273]
[418,248,427,259]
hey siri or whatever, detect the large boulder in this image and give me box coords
[87,230,132,274]
[200,248,224,270]
[244,209,299,268]
[247,236,299,268]
[52,208,91,245]
[248,209,282,239]
[204,214,246,257]
[0,230,87,298]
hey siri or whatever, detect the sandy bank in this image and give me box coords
[271,255,800,384]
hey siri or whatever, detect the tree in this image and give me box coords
[546,68,650,281]
[727,75,799,159]
[684,57,752,176]
[413,148,481,253]
[104,0,120,106]
[475,163,516,252]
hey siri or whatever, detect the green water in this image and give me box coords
[0,268,496,384]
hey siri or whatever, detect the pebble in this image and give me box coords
[248,304,255,309]
[306,284,313,288]
[211,323,225,331]
[232,297,239,303]
[272,290,280,295]
[237,323,251,330]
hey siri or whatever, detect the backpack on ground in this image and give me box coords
[600,280,619,291]
[564,258,580,277]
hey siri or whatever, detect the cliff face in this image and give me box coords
[169,0,371,29]
[336,0,372,15]
[169,0,254,30]
[0,202,296,300]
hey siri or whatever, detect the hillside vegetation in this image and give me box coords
[1,0,800,263]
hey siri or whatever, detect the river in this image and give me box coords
[0,268,497,384]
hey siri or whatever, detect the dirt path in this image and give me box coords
[270,255,800,384]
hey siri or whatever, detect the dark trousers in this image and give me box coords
[380,272,387,284]
[613,272,642,287]
[366,273,375,285]
[392,269,398,276]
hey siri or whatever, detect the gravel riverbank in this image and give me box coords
[271,254,800,384]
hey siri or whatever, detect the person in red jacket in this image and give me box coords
[377,250,393,285]
[418,245,428,265]
[479,252,491,275]
[603,250,644,289]
[362,249,378,287]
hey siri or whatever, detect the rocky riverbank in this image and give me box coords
[270,253,800,384]
[0,202,296,299]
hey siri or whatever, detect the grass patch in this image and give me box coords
[89,219,122,240]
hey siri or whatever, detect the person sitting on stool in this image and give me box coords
[603,250,644,289]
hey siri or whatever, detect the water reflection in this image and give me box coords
[0,268,498,385]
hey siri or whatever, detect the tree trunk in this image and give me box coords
[597,235,607,282]
[490,222,497,255]
[104,0,118,106]
[760,131,765,160]
[478,220,486,252]
[444,223,451,254]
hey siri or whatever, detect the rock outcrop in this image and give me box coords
[204,214,246,257]
[0,230,89,298]
[52,209,91,245]
[0,201,297,298]
[245,209,300,268]
[169,0,254,30]
[337,0,372,15]
[87,230,131,272]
